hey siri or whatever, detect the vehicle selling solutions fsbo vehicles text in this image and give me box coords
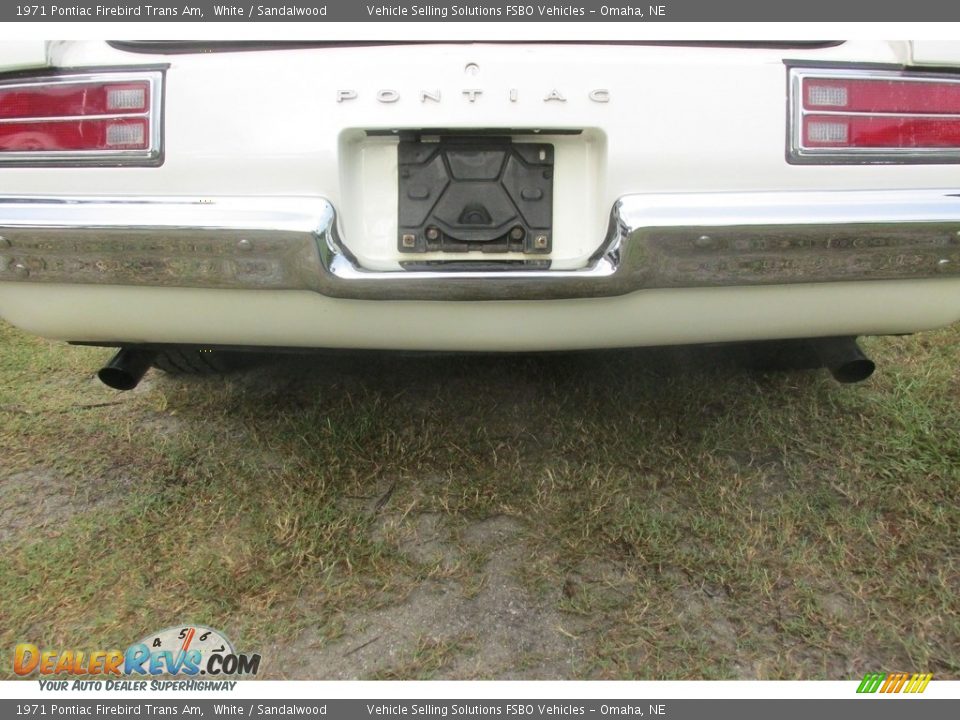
[363,5,648,18]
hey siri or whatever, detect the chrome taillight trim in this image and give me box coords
[0,70,163,166]
[788,67,960,164]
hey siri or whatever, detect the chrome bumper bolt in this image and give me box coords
[401,234,417,248]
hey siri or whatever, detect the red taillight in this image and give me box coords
[791,69,960,162]
[0,118,148,152]
[0,82,149,119]
[0,72,160,164]
[803,78,960,114]
[804,115,960,149]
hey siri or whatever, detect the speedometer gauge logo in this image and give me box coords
[126,625,258,676]
[135,625,235,672]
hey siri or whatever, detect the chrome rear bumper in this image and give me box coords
[0,190,958,301]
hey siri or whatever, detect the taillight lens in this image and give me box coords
[790,69,960,162]
[804,115,960,149]
[0,118,149,151]
[0,71,161,164]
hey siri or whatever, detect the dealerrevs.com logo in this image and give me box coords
[14,626,260,679]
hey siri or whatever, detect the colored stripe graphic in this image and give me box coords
[891,673,909,693]
[911,673,933,693]
[857,672,932,694]
[879,673,896,693]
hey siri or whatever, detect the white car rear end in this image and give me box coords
[1,40,959,386]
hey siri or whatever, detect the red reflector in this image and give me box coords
[0,118,148,152]
[804,77,960,114]
[0,82,149,120]
[804,114,960,149]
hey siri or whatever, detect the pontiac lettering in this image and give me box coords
[336,88,611,103]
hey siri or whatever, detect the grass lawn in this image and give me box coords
[0,319,957,679]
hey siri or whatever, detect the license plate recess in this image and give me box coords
[397,137,554,254]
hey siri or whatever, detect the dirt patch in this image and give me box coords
[0,468,126,544]
[270,513,581,679]
[377,512,462,571]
